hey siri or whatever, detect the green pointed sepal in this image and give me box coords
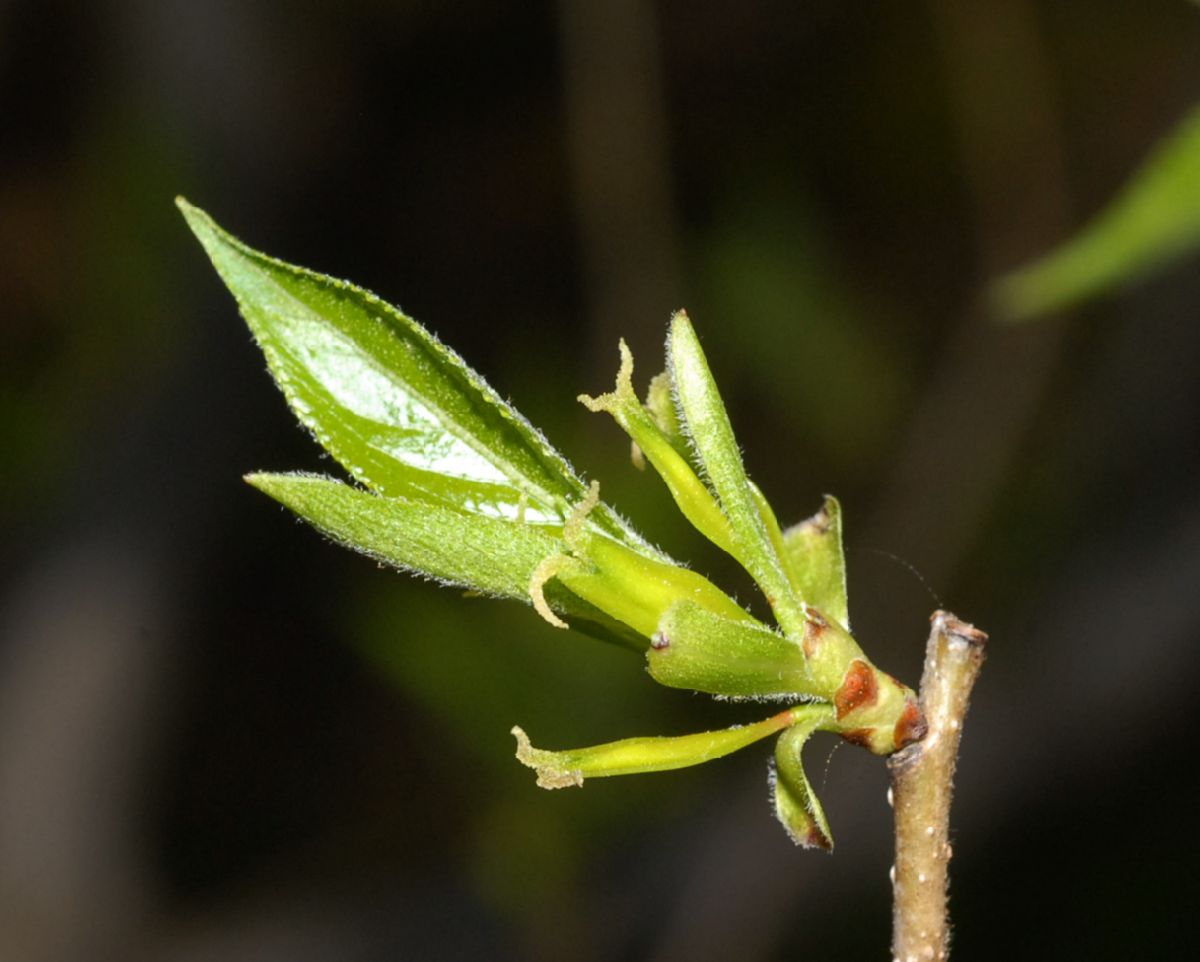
[772,713,834,850]
[646,600,820,700]
[512,706,812,789]
[782,495,849,631]
[667,312,807,636]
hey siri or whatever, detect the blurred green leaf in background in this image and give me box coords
[996,103,1200,320]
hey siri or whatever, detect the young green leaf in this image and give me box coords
[646,600,821,700]
[996,103,1200,320]
[667,311,806,635]
[178,198,643,550]
[782,495,849,630]
[512,706,809,788]
[246,472,642,648]
[772,712,835,850]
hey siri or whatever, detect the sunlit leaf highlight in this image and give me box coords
[178,198,645,552]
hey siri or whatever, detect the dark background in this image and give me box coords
[3,2,1198,960]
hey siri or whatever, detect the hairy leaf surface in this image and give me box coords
[247,472,642,647]
[668,312,805,634]
[180,199,643,549]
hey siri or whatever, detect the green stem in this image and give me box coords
[887,610,987,962]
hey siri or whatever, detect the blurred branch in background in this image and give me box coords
[0,537,170,962]
[557,0,684,370]
[862,0,1072,593]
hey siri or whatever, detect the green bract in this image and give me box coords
[181,199,925,849]
[774,712,835,849]
[782,495,849,631]
[647,601,817,700]
[668,313,807,637]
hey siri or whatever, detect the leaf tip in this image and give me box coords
[668,308,694,340]
[243,471,273,493]
[175,195,210,232]
[792,824,834,852]
[666,309,706,388]
[175,197,234,265]
[243,471,314,504]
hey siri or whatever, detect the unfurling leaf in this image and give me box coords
[782,495,849,630]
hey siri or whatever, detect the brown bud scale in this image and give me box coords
[893,698,927,749]
[834,659,878,719]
